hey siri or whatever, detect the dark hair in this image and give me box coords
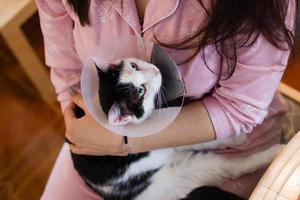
[67,0,91,25]
[67,0,297,79]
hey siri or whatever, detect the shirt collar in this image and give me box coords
[110,0,180,35]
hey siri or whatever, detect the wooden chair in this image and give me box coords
[279,83,300,104]
[0,0,57,111]
[250,131,300,200]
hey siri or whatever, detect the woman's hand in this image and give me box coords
[64,92,132,156]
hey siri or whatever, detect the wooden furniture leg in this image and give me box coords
[0,0,59,113]
[1,26,58,112]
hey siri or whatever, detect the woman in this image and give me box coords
[36,0,296,199]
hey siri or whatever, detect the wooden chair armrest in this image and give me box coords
[250,131,300,200]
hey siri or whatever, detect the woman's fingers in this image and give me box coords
[63,102,76,125]
[65,130,77,145]
[70,92,86,110]
[69,91,91,118]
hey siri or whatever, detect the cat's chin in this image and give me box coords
[130,110,153,125]
[130,117,147,125]
[108,113,150,126]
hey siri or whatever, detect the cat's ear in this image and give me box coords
[108,103,132,126]
[110,60,124,69]
[94,61,105,75]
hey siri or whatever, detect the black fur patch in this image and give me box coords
[70,152,155,200]
[96,169,159,200]
[71,153,150,184]
[95,62,123,115]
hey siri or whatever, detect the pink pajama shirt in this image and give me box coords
[36,0,296,199]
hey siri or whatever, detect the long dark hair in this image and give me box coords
[67,0,297,79]
[67,0,91,25]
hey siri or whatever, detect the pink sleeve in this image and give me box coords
[202,0,296,140]
[36,0,82,110]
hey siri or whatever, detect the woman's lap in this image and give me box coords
[41,143,102,200]
[41,143,266,199]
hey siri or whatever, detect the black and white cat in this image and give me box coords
[70,57,282,200]
[96,57,162,126]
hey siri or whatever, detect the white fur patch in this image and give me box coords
[135,144,283,200]
[118,149,175,182]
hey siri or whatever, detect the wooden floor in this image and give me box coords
[0,12,299,200]
[0,13,65,200]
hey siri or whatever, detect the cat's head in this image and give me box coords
[96,57,162,126]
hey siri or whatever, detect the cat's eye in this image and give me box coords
[131,62,140,71]
[138,85,146,97]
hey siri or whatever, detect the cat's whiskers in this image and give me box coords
[159,88,168,108]
[155,93,162,110]
[160,85,168,96]
[156,90,168,119]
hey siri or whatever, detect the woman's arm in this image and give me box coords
[65,92,215,155]
[129,100,216,153]
[36,0,82,110]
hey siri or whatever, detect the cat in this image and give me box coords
[95,57,162,126]
[70,57,283,200]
